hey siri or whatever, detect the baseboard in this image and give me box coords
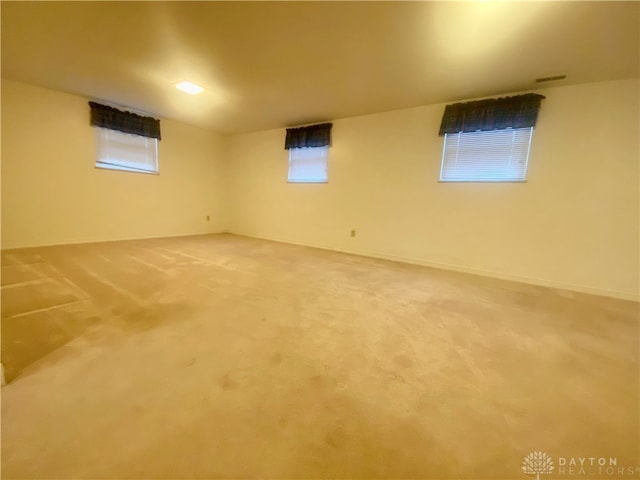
[4,229,637,302]
[1,230,227,251]
[229,231,640,302]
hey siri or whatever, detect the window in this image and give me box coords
[89,101,161,174]
[440,127,533,182]
[95,127,158,174]
[288,146,329,183]
[437,93,544,182]
[284,122,332,182]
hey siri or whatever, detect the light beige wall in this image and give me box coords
[4,78,637,299]
[227,79,640,300]
[1,79,227,249]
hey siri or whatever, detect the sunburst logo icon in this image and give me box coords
[522,451,554,480]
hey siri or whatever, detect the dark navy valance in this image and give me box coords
[89,102,161,140]
[285,123,332,149]
[439,93,545,136]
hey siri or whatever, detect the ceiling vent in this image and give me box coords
[535,75,567,83]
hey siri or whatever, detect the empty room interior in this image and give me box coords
[1,1,639,479]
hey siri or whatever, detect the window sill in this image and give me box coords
[95,164,159,175]
[287,180,328,184]
[438,180,527,183]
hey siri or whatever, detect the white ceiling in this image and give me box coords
[2,1,638,134]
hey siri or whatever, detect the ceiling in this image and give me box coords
[2,1,638,134]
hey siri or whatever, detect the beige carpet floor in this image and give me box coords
[1,233,638,479]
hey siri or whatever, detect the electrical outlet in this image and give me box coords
[350,229,356,237]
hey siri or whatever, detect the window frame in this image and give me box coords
[94,126,159,175]
[438,126,534,183]
[287,145,329,184]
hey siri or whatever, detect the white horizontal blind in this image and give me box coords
[95,127,158,174]
[440,127,533,182]
[288,146,328,183]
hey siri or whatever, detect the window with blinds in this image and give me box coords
[95,127,158,174]
[440,127,533,182]
[288,146,328,183]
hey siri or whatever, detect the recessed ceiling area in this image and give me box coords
[1,1,638,134]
